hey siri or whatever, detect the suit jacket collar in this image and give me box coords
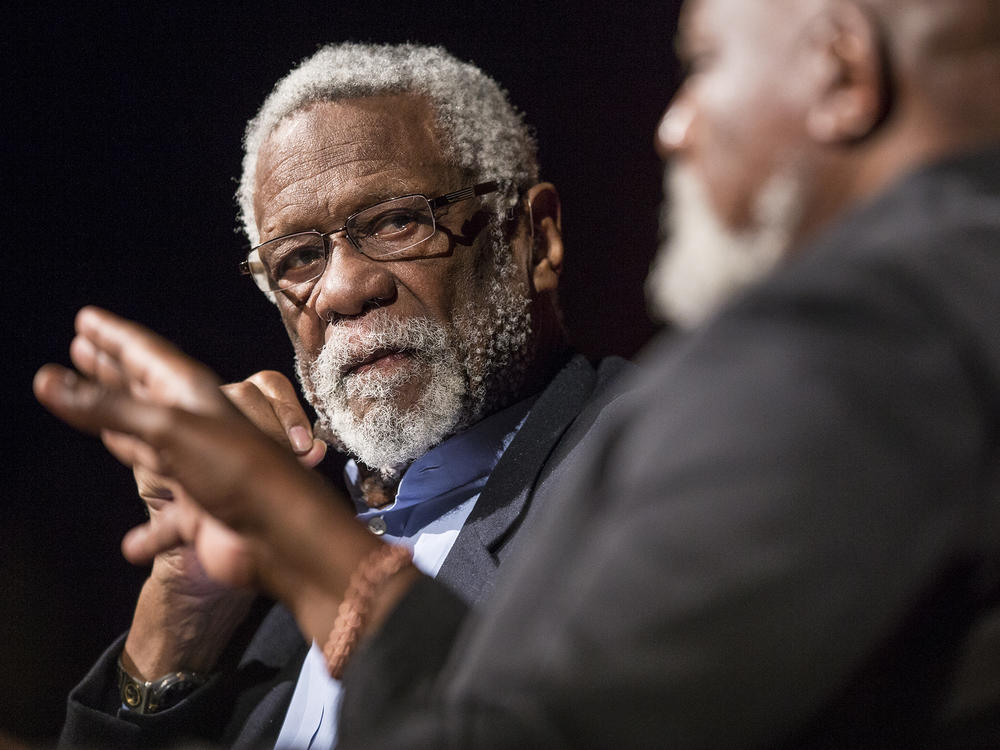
[436,354,600,603]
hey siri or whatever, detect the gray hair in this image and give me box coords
[237,42,539,245]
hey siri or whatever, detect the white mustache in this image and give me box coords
[321,315,448,382]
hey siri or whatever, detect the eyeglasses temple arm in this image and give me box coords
[428,180,500,210]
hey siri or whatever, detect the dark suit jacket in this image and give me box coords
[57,354,631,749]
[337,148,1000,749]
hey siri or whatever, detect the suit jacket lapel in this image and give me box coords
[436,355,598,603]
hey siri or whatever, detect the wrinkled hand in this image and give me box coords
[132,369,326,593]
[35,307,391,656]
[117,370,328,675]
[127,466,255,677]
[36,307,330,584]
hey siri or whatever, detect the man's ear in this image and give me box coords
[524,182,563,294]
[804,0,888,144]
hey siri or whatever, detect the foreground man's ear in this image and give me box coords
[525,182,563,293]
[804,0,887,143]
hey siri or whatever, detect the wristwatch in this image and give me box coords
[116,657,207,714]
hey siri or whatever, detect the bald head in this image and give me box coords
[865,0,1000,53]
[649,0,1000,325]
[838,0,1000,150]
[666,0,1000,212]
[773,0,1000,147]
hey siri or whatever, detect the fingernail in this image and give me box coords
[289,425,312,453]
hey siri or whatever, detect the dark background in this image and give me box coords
[3,2,682,742]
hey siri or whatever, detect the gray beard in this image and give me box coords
[646,165,802,329]
[300,315,465,476]
[297,222,533,477]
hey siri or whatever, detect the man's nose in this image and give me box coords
[310,236,396,321]
[655,96,694,160]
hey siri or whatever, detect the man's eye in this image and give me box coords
[283,246,325,268]
[367,210,422,238]
[265,240,325,280]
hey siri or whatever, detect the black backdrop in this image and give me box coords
[3,2,682,741]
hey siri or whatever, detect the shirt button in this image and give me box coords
[367,516,387,536]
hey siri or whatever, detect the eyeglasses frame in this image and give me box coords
[239,180,501,293]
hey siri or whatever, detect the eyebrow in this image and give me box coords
[345,170,455,211]
[317,183,424,231]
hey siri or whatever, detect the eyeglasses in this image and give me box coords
[240,180,500,294]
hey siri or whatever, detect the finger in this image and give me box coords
[214,382,327,473]
[298,438,327,468]
[102,429,166,476]
[121,489,207,564]
[220,381,289,445]
[244,370,315,454]
[69,335,128,390]
[121,517,184,564]
[193,517,258,588]
[74,306,226,414]
[38,362,307,533]
[133,465,175,503]
[35,364,171,441]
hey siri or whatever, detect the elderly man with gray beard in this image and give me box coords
[55,43,628,749]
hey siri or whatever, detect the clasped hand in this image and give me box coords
[34,307,375,621]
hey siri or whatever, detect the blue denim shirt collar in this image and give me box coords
[346,396,535,536]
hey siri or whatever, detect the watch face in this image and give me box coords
[122,681,144,710]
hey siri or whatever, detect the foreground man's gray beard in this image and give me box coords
[646,165,801,328]
[297,225,534,477]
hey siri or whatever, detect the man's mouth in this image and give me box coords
[342,348,415,378]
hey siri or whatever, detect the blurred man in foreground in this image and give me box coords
[37,0,1000,746]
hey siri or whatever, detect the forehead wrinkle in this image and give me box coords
[255,97,461,238]
[259,133,389,197]
[257,147,408,236]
